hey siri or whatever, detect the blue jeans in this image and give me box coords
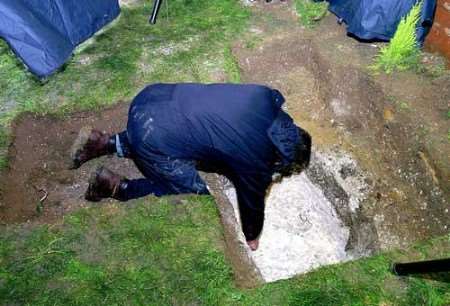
[114,131,209,201]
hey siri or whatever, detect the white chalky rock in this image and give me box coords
[225,173,352,282]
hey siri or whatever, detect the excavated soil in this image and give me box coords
[0,104,133,224]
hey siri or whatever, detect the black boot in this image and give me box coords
[70,126,116,169]
[85,167,126,202]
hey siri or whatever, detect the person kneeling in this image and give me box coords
[71,83,311,251]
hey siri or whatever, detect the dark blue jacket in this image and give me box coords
[126,83,304,240]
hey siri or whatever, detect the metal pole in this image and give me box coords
[149,0,163,24]
[392,258,450,276]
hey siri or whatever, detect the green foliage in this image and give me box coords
[373,1,423,73]
[0,128,9,170]
[0,197,234,305]
[0,157,7,170]
[406,278,450,306]
[398,100,411,110]
[223,46,241,83]
[294,0,328,27]
[1,198,449,305]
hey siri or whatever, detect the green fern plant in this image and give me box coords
[373,1,423,73]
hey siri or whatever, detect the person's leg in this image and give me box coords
[116,176,209,201]
[115,178,157,201]
[112,131,133,158]
[115,156,209,201]
[84,125,209,202]
[85,167,124,202]
[84,166,175,202]
[70,128,132,169]
[85,156,210,202]
[71,126,115,168]
[85,168,209,202]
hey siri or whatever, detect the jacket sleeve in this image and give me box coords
[231,173,272,241]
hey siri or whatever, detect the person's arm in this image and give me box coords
[232,174,271,250]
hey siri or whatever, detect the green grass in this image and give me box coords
[0,128,9,170]
[1,198,449,305]
[0,0,250,168]
[294,0,328,27]
[223,46,241,83]
[373,1,423,73]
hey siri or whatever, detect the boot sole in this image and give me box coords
[85,166,104,202]
[69,126,93,169]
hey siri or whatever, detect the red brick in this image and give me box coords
[424,0,450,65]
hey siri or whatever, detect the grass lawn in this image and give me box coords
[1,197,449,305]
[294,0,328,27]
[0,1,449,305]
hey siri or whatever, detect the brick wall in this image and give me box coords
[425,0,450,64]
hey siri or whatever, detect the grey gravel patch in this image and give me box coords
[0,99,17,115]
[330,98,352,118]
[151,36,201,56]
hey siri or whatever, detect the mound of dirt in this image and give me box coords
[0,103,135,224]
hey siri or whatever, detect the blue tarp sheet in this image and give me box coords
[0,0,120,78]
[325,0,436,43]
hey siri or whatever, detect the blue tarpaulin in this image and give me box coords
[325,0,436,43]
[0,0,120,78]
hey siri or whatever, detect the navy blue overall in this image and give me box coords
[115,83,303,241]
